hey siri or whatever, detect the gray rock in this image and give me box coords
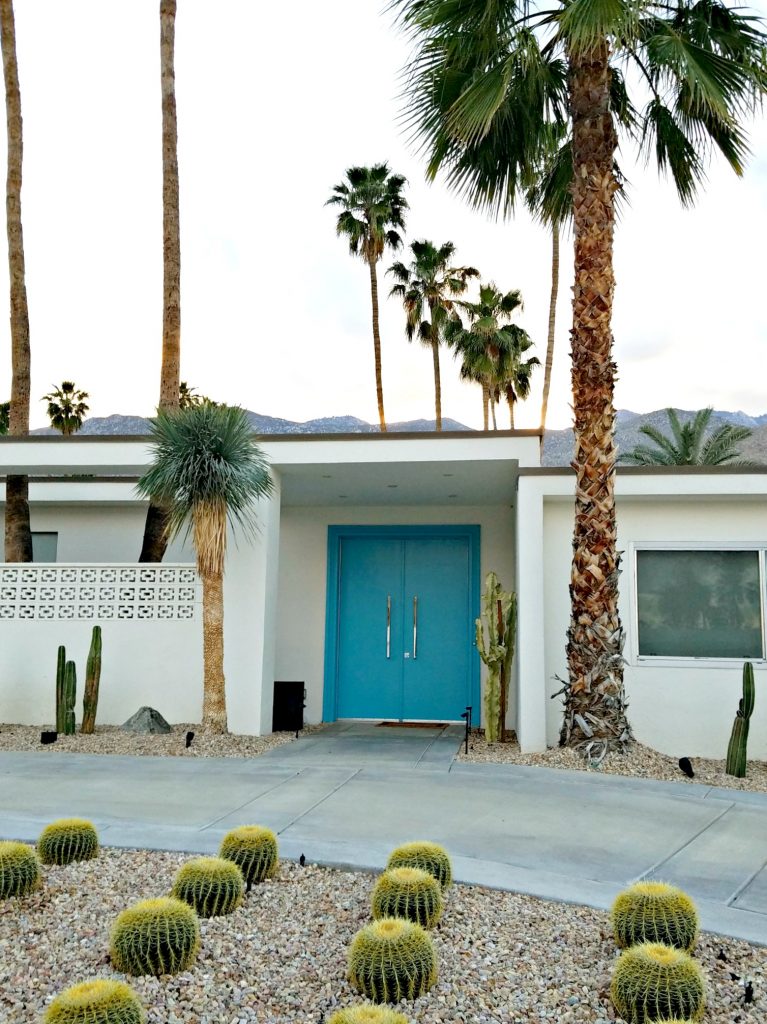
[121,706,171,734]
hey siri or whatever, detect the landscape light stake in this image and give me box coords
[461,705,472,755]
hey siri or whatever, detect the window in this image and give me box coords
[636,548,764,660]
[31,532,58,563]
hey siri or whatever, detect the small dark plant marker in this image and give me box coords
[678,757,694,778]
[40,731,57,745]
[299,853,306,867]
[185,730,194,748]
[744,980,754,1005]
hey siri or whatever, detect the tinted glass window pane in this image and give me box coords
[31,532,58,563]
[637,550,762,658]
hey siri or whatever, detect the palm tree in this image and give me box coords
[327,164,408,431]
[0,400,9,434]
[388,240,478,429]
[393,0,767,753]
[448,284,538,429]
[1,0,32,561]
[140,0,182,563]
[620,408,753,466]
[42,382,90,436]
[137,404,273,733]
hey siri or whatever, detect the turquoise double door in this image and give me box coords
[324,526,480,722]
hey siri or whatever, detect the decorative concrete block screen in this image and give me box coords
[0,565,199,621]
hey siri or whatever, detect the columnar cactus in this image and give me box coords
[372,867,443,929]
[55,644,67,733]
[171,856,244,917]
[328,1006,408,1024]
[219,825,278,890]
[725,662,755,778]
[37,818,100,866]
[81,625,103,735]
[0,840,41,898]
[43,979,145,1024]
[475,572,517,743]
[63,660,77,735]
[348,918,437,1003]
[110,897,200,976]
[611,882,698,952]
[611,943,706,1023]
[386,841,452,891]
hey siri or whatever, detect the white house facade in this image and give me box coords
[1,433,766,760]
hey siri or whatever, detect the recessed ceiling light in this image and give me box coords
[322,474,332,479]
[338,494,348,499]
[448,493,458,498]
[387,484,398,489]
[442,473,454,477]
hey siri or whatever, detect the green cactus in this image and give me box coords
[219,825,278,891]
[612,881,698,952]
[43,979,145,1024]
[63,660,77,736]
[611,943,706,1023]
[372,867,443,929]
[348,918,437,1003]
[109,897,200,976]
[475,572,517,743]
[171,856,244,917]
[386,841,452,891]
[725,662,755,778]
[0,840,41,899]
[37,818,99,866]
[328,1006,408,1024]
[81,625,103,735]
[55,645,67,733]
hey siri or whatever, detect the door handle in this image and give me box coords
[412,595,418,659]
[386,595,391,659]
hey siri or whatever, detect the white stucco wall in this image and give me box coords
[275,504,515,727]
[541,492,767,759]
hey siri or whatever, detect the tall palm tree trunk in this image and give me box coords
[481,383,489,430]
[140,0,181,562]
[506,387,515,428]
[1,0,32,563]
[490,397,497,431]
[201,571,227,733]
[430,311,442,430]
[367,257,387,431]
[539,223,560,452]
[561,43,630,753]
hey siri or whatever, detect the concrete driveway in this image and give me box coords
[1,722,765,944]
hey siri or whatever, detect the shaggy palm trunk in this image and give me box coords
[506,387,515,429]
[140,0,181,563]
[481,383,489,430]
[560,43,630,753]
[368,257,387,431]
[539,224,560,452]
[1,0,32,563]
[490,398,497,431]
[201,572,227,732]
[429,303,442,430]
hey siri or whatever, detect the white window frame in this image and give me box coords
[628,541,767,668]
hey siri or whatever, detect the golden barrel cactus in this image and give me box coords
[611,943,706,1023]
[37,819,99,866]
[348,917,437,1003]
[171,856,244,917]
[110,897,200,976]
[386,841,452,891]
[43,979,145,1024]
[372,867,443,928]
[612,881,698,952]
[328,1006,408,1024]
[0,840,40,899]
[219,825,278,890]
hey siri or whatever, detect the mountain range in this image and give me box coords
[30,408,767,465]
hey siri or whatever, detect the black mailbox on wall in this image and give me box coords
[272,681,306,733]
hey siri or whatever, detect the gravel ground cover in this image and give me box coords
[0,846,762,1024]
[459,733,767,794]
[0,724,324,758]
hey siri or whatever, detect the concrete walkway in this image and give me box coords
[1,722,766,944]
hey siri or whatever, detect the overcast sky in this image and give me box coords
[1,0,766,431]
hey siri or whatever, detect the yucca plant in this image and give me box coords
[43,979,145,1024]
[0,840,40,898]
[137,404,272,732]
